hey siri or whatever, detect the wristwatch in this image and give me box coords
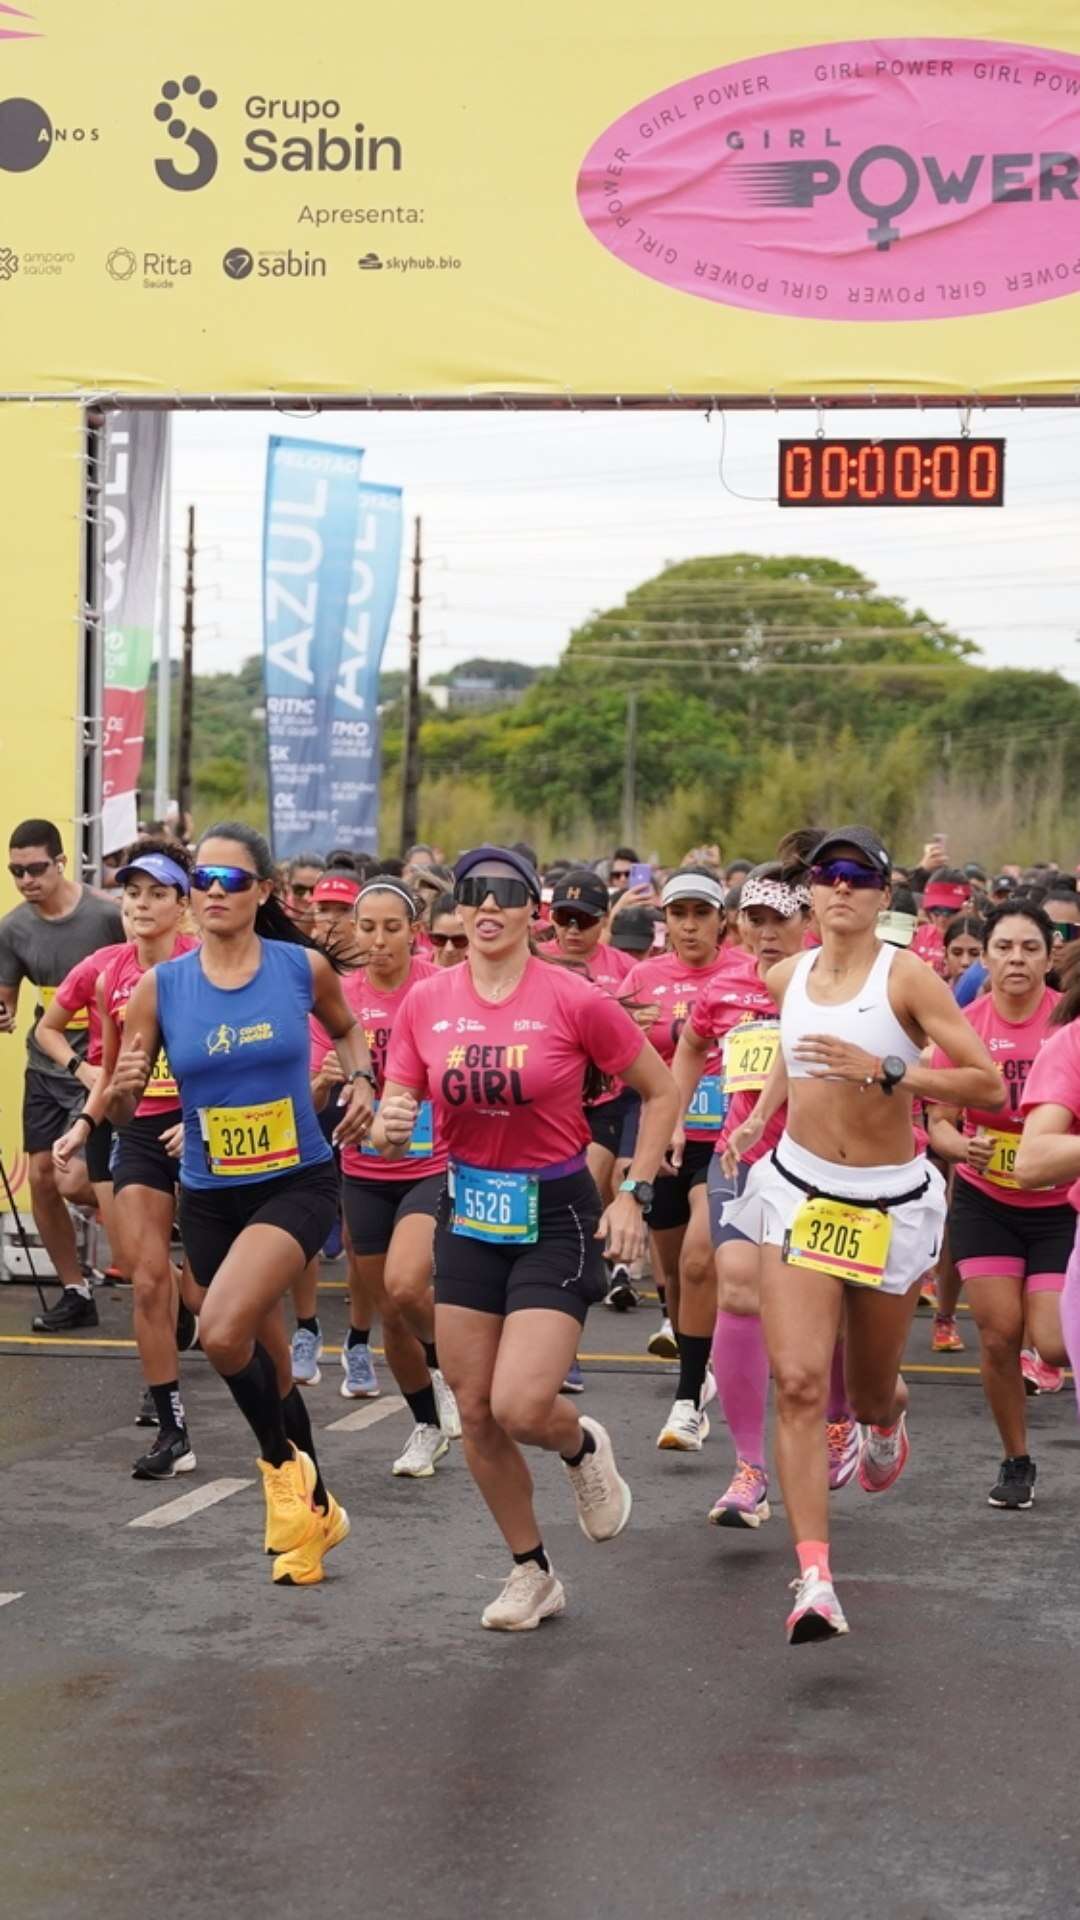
[347,1068,378,1093]
[879,1056,908,1096]
[619,1177,655,1215]
[66,1055,82,1078]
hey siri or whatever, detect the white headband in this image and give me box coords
[739,875,811,918]
[661,872,726,912]
[356,881,418,921]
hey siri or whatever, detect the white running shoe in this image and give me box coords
[700,1365,718,1412]
[647,1316,678,1359]
[392,1423,450,1478]
[786,1567,849,1645]
[656,1397,711,1451]
[290,1325,322,1386]
[481,1561,566,1632]
[563,1415,632,1542]
[431,1368,462,1438]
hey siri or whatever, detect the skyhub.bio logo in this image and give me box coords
[577,37,1080,322]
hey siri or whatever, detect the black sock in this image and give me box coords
[345,1325,370,1350]
[562,1424,596,1468]
[656,1282,667,1310]
[513,1544,550,1573]
[223,1343,290,1467]
[423,1341,439,1371]
[281,1385,328,1511]
[296,1315,320,1336]
[676,1332,712,1407]
[405,1383,439,1428]
[150,1380,186,1435]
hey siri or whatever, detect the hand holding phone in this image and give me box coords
[629,863,652,890]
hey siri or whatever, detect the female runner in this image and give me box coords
[619,869,730,1367]
[105,822,376,1587]
[942,915,985,993]
[429,892,469,970]
[723,827,1002,1644]
[375,844,678,1631]
[548,868,637,1205]
[312,875,461,1477]
[1016,969,1080,1412]
[927,901,1070,1509]
[37,910,132,1267]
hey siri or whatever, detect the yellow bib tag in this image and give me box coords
[784,1194,892,1288]
[37,984,89,1033]
[202,1098,299,1178]
[142,1049,179,1102]
[983,1129,1020,1190]
[723,1019,779,1093]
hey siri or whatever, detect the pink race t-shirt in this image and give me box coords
[54,940,130,1066]
[621,948,731,1071]
[386,955,644,1170]
[101,937,199,1118]
[310,956,446,1182]
[930,985,1068,1207]
[1021,1020,1080,1211]
[581,942,638,1107]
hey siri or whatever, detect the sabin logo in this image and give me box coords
[154,75,218,191]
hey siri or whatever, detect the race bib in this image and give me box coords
[201,1098,300,1178]
[142,1048,179,1103]
[36,985,89,1032]
[783,1194,892,1289]
[724,1020,779,1094]
[361,1098,434,1159]
[982,1129,1020,1190]
[449,1161,538,1243]
[685,1073,729,1132]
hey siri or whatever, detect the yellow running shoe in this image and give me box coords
[273,1491,351,1587]
[259,1444,319,1555]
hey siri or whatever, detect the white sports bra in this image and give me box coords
[781,942,922,1080]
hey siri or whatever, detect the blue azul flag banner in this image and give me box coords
[262,435,366,858]
[331,482,404,854]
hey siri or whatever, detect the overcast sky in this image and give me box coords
[169,406,1080,687]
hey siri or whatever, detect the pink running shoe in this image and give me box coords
[931,1315,965,1354]
[857,1412,910,1493]
[1021,1348,1065,1395]
[786,1567,849,1645]
[708,1460,770,1529]
[826,1417,859,1491]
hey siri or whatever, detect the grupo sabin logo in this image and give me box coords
[154,74,218,191]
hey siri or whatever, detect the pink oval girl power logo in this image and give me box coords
[576,39,1080,322]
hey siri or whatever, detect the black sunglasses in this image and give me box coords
[552,906,602,929]
[454,875,533,910]
[431,931,469,950]
[8,860,55,879]
[191,865,259,894]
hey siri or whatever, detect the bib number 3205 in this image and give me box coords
[783,1194,892,1289]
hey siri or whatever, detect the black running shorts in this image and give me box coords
[113,1110,181,1197]
[342,1169,444,1257]
[949,1174,1074,1289]
[179,1160,340,1291]
[648,1138,715,1233]
[22,1068,85,1155]
[84,1116,114,1186]
[434,1167,608,1325]
[587,1087,639,1157]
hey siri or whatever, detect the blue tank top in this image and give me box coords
[155,941,334,1190]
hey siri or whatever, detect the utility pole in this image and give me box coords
[176,505,195,833]
[621,689,638,845]
[152,428,173,821]
[399,514,422,856]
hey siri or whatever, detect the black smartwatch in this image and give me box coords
[879,1056,908,1096]
[66,1055,82,1079]
[619,1177,655,1215]
[347,1067,378,1093]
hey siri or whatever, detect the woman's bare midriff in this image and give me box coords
[785,1079,921,1169]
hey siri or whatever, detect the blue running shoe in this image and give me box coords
[562,1358,585,1394]
[322,1215,344,1261]
[290,1325,323,1386]
[340,1341,380,1399]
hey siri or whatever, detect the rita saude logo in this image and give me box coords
[106,243,192,290]
[577,36,1080,322]
[153,80,404,192]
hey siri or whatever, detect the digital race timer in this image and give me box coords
[777,438,1005,508]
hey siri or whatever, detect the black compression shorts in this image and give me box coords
[113,1110,181,1197]
[434,1167,608,1325]
[179,1160,340,1291]
[342,1170,444,1257]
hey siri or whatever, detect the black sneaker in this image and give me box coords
[132,1429,197,1480]
[988,1455,1036,1510]
[31,1288,100,1333]
[135,1387,159,1428]
[176,1301,198,1352]
[603,1264,640,1312]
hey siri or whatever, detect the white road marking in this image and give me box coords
[0,1591,24,1608]
[128,1477,254,1530]
[327,1395,406,1433]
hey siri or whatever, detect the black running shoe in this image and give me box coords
[603,1264,640,1312]
[31,1288,100,1333]
[176,1301,198,1353]
[988,1456,1036,1510]
[135,1387,159,1428]
[132,1429,196,1480]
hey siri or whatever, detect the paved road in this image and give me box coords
[2,1275,1079,1920]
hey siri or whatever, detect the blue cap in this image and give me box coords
[115,852,190,895]
[453,844,541,902]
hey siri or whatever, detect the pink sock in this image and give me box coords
[1061,1257,1080,1420]
[711,1310,769,1466]
[826,1340,850,1422]
[797,1539,831,1579]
